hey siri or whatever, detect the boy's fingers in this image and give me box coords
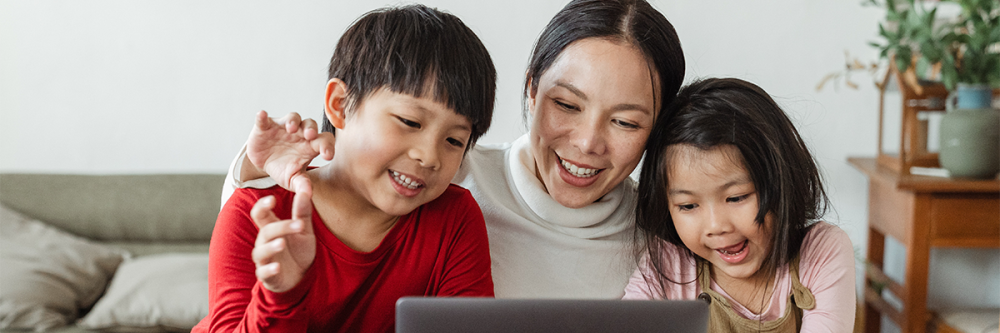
[256,219,304,246]
[255,262,280,282]
[291,178,314,225]
[250,195,278,229]
[312,132,336,161]
[252,238,285,265]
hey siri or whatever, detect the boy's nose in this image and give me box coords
[410,145,440,171]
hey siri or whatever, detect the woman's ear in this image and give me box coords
[525,76,537,116]
[325,78,348,129]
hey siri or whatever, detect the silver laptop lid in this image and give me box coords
[396,297,708,333]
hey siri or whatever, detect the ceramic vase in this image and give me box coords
[938,83,999,179]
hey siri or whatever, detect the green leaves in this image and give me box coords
[869,0,1000,90]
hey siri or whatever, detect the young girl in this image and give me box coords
[624,78,856,332]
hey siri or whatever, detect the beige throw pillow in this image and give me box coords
[0,204,128,331]
[76,253,209,332]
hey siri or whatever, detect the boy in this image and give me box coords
[191,4,496,333]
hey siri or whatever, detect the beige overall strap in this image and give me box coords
[788,255,816,310]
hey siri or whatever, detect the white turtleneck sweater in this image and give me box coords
[222,134,638,299]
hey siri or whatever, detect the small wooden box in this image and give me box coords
[876,63,948,175]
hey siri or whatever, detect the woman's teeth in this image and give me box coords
[391,171,422,190]
[560,159,599,178]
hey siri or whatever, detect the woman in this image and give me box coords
[225,0,685,298]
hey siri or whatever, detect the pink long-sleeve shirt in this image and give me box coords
[624,222,856,332]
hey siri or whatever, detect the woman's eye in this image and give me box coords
[612,119,639,129]
[446,138,465,148]
[554,100,578,111]
[676,203,697,211]
[397,117,420,129]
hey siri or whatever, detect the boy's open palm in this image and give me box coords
[250,177,317,293]
[247,110,335,190]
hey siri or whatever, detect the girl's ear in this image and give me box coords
[325,78,348,129]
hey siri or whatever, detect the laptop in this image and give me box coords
[396,297,708,333]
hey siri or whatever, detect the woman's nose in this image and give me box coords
[572,116,607,155]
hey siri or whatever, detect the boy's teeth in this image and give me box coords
[391,171,421,190]
[560,159,599,178]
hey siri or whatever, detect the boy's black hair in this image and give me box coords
[321,4,496,149]
[635,78,830,294]
[523,0,685,121]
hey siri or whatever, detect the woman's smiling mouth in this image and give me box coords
[558,156,602,178]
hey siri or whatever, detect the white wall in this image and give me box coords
[2,0,996,316]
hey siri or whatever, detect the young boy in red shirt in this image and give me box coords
[191,5,496,333]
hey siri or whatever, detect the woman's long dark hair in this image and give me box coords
[635,78,829,296]
[523,0,685,121]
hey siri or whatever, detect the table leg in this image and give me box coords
[866,226,886,333]
[902,194,933,333]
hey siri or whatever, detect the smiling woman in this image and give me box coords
[224,0,685,299]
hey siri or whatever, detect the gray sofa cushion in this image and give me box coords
[0,205,128,331]
[0,174,222,242]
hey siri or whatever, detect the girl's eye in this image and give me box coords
[676,203,697,212]
[612,119,639,129]
[397,117,420,129]
[446,137,465,148]
[554,100,579,111]
[726,194,750,203]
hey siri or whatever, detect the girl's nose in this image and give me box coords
[704,206,734,236]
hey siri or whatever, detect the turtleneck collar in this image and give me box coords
[506,134,635,239]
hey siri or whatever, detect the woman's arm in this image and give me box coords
[220,111,335,209]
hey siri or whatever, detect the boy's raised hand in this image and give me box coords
[246,110,335,190]
[250,177,317,293]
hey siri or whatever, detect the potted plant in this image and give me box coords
[869,0,999,178]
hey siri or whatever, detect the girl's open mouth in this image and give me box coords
[716,240,749,264]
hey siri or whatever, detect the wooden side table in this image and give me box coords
[848,157,999,333]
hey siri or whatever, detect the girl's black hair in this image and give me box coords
[523,0,685,120]
[321,4,496,150]
[635,78,829,294]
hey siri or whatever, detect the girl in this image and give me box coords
[624,78,856,332]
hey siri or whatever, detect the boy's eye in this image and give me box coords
[446,137,465,148]
[397,117,420,129]
[612,119,639,129]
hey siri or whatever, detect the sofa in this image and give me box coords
[0,173,225,332]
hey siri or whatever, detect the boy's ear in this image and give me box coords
[325,78,348,129]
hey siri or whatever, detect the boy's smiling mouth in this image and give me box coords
[390,170,425,190]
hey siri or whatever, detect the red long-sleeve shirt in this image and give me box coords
[191,184,494,333]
